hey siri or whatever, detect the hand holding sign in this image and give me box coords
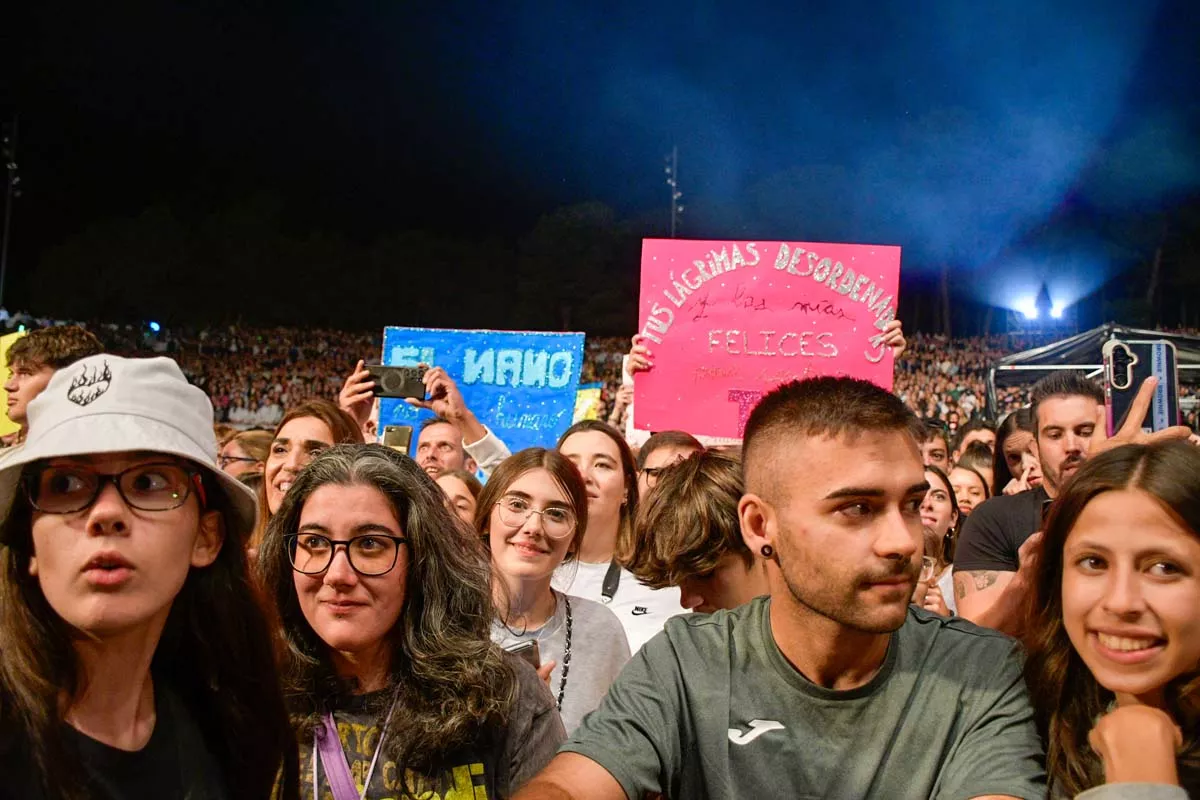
[879,319,907,359]
[627,334,654,375]
[379,327,585,455]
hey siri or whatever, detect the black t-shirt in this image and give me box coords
[954,485,1052,573]
[0,682,228,800]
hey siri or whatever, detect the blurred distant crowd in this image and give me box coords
[2,310,1197,431]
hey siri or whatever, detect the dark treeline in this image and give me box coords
[24,192,1200,338]
[30,196,646,336]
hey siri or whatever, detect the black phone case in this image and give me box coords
[366,365,427,399]
[1102,339,1179,435]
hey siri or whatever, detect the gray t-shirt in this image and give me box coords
[492,592,632,735]
[299,653,565,799]
[562,597,1046,799]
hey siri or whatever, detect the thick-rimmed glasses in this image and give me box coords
[25,462,204,514]
[494,496,576,539]
[639,465,670,488]
[285,533,407,576]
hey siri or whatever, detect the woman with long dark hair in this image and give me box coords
[919,464,960,616]
[0,355,297,799]
[480,448,630,734]
[949,463,991,517]
[258,444,564,798]
[1025,441,1200,796]
[992,407,1042,497]
[252,399,362,552]
[552,420,685,652]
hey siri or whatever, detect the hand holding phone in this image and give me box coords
[505,640,540,669]
[1092,375,1191,458]
[365,365,427,399]
[1103,339,1179,435]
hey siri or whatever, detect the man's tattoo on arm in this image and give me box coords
[971,571,1000,591]
[954,570,1001,599]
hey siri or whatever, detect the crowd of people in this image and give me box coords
[1,320,1199,799]
[2,316,1198,433]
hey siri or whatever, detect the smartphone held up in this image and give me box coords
[366,365,428,400]
[1102,339,1180,435]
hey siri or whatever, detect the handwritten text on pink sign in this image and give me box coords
[634,239,901,438]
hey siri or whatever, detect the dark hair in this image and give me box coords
[253,400,363,547]
[917,419,951,453]
[0,465,299,800]
[956,441,994,475]
[743,376,921,498]
[475,448,589,567]
[953,418,995,455]
[556,420,640,564]
[5,325,103,370]
[1030,373,1103,439]
[636,430,703,469]
[273,399,363,447]
[258,444,516,785]
[439,468,483,499]
[992,407,1036,494]
[951,463,992,501]
[628,450,748,588]
[924,463,960,564]
[1024,441,1200,796]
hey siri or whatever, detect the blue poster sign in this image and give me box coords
[379,327,586,456]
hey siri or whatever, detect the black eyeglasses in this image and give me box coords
[217,455,259,469]
[285,533,408,576]
[639,465,670,487]
[25,462,204,515]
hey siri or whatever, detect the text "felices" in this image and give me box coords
[707,330,838,358]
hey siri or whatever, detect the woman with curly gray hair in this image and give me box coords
[258,444,565,799]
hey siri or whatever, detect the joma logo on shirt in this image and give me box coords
[727,719,785,745]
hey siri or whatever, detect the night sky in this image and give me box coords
[7,0,1200,315]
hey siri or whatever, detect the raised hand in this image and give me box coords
[338,359,376,429]
[626,335,653,375]
[1091,377,1191,455]
[880,319,907,359]
[405,365,465,420]
[1003,464,1033,496]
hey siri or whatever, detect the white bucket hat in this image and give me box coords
[0,354,258,537]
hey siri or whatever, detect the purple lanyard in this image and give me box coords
[313,704,395,800]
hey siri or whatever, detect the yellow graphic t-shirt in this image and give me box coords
[296,661,565,800]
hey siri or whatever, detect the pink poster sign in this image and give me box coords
[635,238,901,438]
